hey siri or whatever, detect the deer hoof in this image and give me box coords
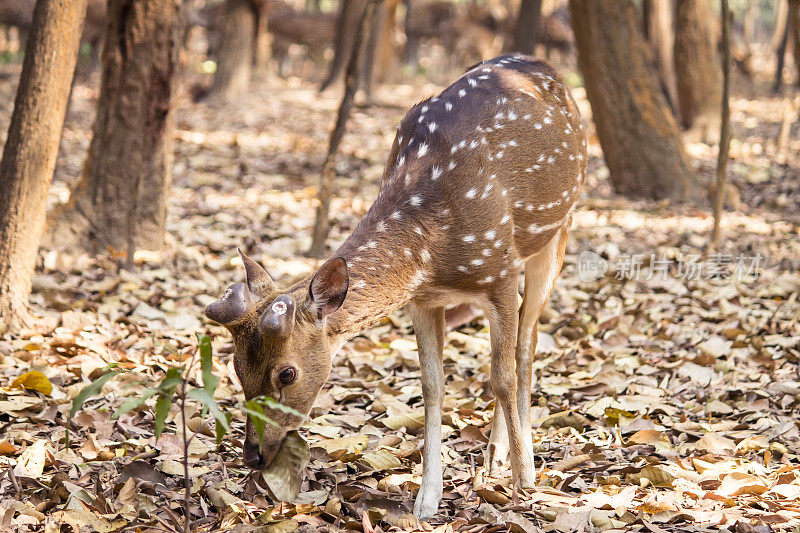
[412,486,442,521]
[485,441,509,475]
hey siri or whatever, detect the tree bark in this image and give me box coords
[46,0,181,258]
[569,0,694,200]
[211,0,255,100]
[0,0,87,329]
[674,0,721,129]
[642,0,678,112]
[508,0,542,55]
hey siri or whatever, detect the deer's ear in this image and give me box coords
[308,258,349,318]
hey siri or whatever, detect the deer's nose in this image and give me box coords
[242,440,265,470]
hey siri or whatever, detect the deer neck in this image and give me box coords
[324,170,442,340]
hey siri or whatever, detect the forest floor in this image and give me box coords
[1,55,800,533]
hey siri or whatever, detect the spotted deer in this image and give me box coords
[204,54,586,520]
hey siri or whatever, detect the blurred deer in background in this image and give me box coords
[205,54,586,520]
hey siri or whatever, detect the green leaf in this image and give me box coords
[188,389,229,434]
[215,411,232,445]
[154,394,172,441]
[196,333,219,396]
[70,370,122,419]
[242,400,281,446]
[158,367,182,396]
[252,396,305,419]
[112,388,158,420]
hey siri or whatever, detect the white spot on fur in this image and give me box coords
[465,188,477,199]
[471,259,484,266]
[484,230,496,239]
[431,166,443,181]
[418,143,428,157]
[463,235,476,243]
[409,195,422,207]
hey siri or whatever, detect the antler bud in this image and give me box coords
[259,294,296,338]
[204,282,255,325]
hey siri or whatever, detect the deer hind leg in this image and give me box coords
[486,277,535,489]
[486,402,508,474]
[516,224,571,477]
[408,303,446,521]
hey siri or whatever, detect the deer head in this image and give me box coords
[204,249,349,469]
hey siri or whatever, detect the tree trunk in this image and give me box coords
[0,0,87,329]
[508,0,542,55]
[569,0,694,200]
[789,0,800,89]
[711,0,731,248]
[46,0,181,257]
[319,0,368,91]
[674,0,721,129]
[373,0,399,86]
[309,0,380,257]
[772,0,789,51]
[404,0,419,69]
[642,0,678,112]
[211,0,255,100]
[252,0,271,81]
[774,1,792,92]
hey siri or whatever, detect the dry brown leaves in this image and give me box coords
[0,50,799,532]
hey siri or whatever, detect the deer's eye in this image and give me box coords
[278,367,296,384]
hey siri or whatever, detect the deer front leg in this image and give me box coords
[487,282,535,489]
[408,303,446,521]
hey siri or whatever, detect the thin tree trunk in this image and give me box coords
[361,0,387,98]
[252,0,271,81]
[46,0,181,258]
[643,0,678,112]
[0,0,87,329]
[790,0,800,88]
[569,0,694,200]
[319,0,368,92]
[211,0,255,100]
[774,1,792,93]
[674,0,721,129]
[508,0,542,55]
[308,0,380,257]
[373,0,399,86]
[404,0,419,69]
[711,0,731,248]
[772,0,789,50]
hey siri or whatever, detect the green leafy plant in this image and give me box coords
[68,333,301,533]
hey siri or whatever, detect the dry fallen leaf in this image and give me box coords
[10,371,53,396]
[262,430,310,502]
